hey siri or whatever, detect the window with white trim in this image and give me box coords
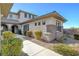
[35,22,37,26]
[38,22,41,26]
[42,21,46,25]
[56,21,62,32]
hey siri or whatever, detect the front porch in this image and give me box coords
[1,23,21,34]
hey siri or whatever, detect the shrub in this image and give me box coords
[10,38,23,56]
[53,44,79,56]
[24,31,26,35]
[1,38,23,56]
[26,31,32,37]
[74,34,79,40]
[2,31,15,40]
[34,30,42,40]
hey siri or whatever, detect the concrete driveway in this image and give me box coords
[22,40,61,56]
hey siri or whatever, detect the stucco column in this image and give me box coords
[8,24,12,31]
[20,25,23,35]
[21,24,24,35]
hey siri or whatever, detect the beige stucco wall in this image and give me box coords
[29,21,46,32]
[56,31,63,40]
[28,17,63,32]
[21,17,63,39]
[21,17,56,34]
[46,25,57,40]
[28,17,57,32]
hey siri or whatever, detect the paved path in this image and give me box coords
[16,34,61,56]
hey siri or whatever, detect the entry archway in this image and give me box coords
[11,25,18,34]
[1,24,8,31]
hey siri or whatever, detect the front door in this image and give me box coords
[23,24,29,35]
[12,25,18,34]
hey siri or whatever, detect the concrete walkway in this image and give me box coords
[16,35,61,56]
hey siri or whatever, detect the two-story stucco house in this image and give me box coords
[1,10,37,34]
[1,10,66,40]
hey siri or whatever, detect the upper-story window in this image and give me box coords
[34,16,37,18]
[56,21,62,32]
[32,15,37,19]
[42,21,46,25]
[29,14,31,18]
[38,22,41,26]
[31,15,33,19]
[32,16,34,19]
[35,23,37,26]
[25,13,27,18]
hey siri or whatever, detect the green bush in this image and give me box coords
[34,30,42,40]
[1,38,23,56]
[26,31,32,37]
[74,34,79,40]
[53,44,79,56]
[2,31,15,40]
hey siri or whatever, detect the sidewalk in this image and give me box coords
[22,40,61,56]
[16,34,62,56]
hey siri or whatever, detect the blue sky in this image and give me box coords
[11,3,79,28]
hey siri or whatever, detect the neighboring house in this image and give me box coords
[1,10,66,40]
[63,28,79,39]
[63,29,74,38]
[74,28,79,35]
[64,28,79,35]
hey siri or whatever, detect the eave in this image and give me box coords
[0,3,13,16]
[21,11,67,24]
